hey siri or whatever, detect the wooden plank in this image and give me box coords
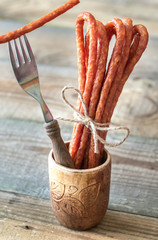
[0,21,158,138]
[0,191,158,240]
[0,219,115,240]
[0,22,157,217]
[0,0,158,37]
[0,0,158,221]
[0,118,157,217]
[0,19,78,122]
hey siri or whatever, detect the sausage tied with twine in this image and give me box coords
[69,12,148,169]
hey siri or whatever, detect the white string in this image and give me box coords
[57,86,130,153]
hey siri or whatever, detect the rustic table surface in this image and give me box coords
[0,0,158,239]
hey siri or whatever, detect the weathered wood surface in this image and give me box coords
[0,192,158,240]
[0,0,158,37]
[0,118,157,218]
[0,20,158,137]
[0,0,158,239]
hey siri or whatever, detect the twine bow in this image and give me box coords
[57,86,130,154]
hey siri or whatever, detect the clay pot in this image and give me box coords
[48,142,111,230]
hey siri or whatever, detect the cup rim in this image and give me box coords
[48,145,111,173]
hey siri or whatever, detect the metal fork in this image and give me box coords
[9,35,53,123]
[8,35,74,168]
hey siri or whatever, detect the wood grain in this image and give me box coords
[0,191,158,240]
[0,0,158,37]
[44,120,75,168]
[48,147,111,230]
[0,20,157,138]
[0,118,157,217]
[0,0,158,238]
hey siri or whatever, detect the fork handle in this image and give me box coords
[44,120,74,168]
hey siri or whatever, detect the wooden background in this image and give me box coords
[0,0,158,239]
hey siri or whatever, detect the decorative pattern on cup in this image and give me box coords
[50,180,101,217]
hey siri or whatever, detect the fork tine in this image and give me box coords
[8,41,18,69]
[19,37,28,63]
[23,34,35,61]
[14,39,23,66]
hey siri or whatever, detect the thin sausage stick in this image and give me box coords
[95,23,149,167]
[88,21,109,119]
[122,24,149,82]
[104,18,133,121]
[69,12,98,162]
[0,0,79,44]
[74,21,108,168]
[88,18,125,168]
[92,18,133,165]
[95,18,125,122]
[108,24,148,120]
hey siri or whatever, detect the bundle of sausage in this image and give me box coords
[0,0,148,170]
[69,12,148,169]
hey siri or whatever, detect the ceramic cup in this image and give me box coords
[48,142,111,230]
